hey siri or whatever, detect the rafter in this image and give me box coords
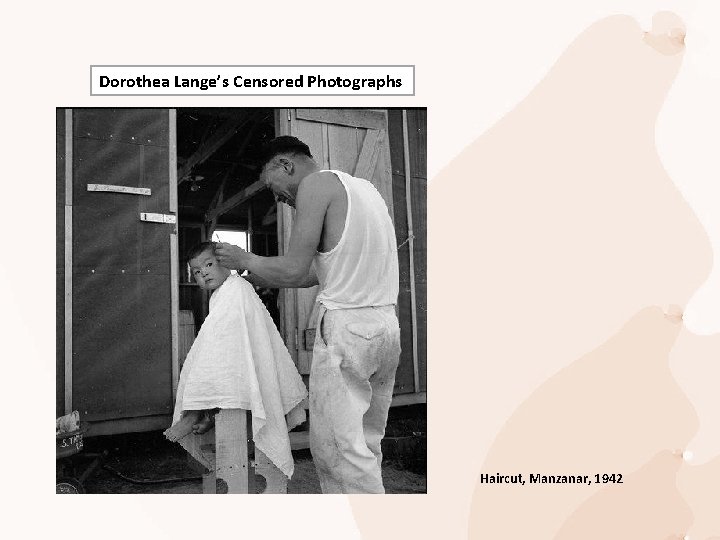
[203,167,236,240]
[178,114,252,185]
[205,179,266,223]
[262,204,277,226]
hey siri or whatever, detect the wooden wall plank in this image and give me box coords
[387,109,416,395]
[371,129,395,220]
[402,110,420,393]
[408,110,427,392]
[328,124,360,173]
[57,109,66,417]
[170,234,179,399]
[169,110,178,211]
[64,109,73,415]
[408,109,428,179]
[170,109,180,400]
[296,108,386,130]
[353,129,381,180]
[275,109,298,364]
[293,116,325,164]
[320,124,330,168]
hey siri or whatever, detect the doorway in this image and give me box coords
[175,108,280,334]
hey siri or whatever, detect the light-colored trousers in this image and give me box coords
[309,304,401,494]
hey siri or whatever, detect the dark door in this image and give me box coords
[69,109,177,422]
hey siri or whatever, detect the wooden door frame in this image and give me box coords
[274,109,298,364]
[64,109,73,415]
[169,109,180,401]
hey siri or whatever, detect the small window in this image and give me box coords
[212,229,249,275]
[212,229,248,250]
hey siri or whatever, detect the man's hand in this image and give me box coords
[214,242,249,271]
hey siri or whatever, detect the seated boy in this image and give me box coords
[163,242,307,478]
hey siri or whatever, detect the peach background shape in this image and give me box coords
[471,306,696,539]
[350,11,719,540]
[553,451,692,540]
[1,2,718,539]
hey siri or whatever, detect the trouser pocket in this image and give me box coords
[345,321,385,341]
[316,304,328,347]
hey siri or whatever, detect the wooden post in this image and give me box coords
[214,409,249,493]
[402,110,420,394]
[64,109,73,415]
[247,204,253,253]
[253,448,288,494]
[202,408,289,494]
[202,472,217,494]
[169,109,180,400]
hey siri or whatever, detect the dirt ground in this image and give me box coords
[63,405,426,494]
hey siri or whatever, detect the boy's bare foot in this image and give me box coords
[192,409,218,434]
[164,410,203,442]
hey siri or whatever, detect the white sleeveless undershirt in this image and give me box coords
[313,170,399,310]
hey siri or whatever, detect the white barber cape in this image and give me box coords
[171,274,307,478]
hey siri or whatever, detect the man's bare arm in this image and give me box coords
[245,265,318,289]
[215,172,334,287]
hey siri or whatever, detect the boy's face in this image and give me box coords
[189,249,231,291]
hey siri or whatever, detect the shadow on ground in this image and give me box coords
[66,404,427,494]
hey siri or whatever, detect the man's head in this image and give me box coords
[258,136,318,207]
[187,242,231,291]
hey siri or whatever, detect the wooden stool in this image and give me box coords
[200,409,287,494]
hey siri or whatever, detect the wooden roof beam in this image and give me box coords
[178,114,252,185]
[206,179,266,223]
[182,108,264,120]
[262,204,277,226]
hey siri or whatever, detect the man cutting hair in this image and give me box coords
[214,135,400,494]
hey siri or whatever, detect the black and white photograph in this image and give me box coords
[56,107,427,494]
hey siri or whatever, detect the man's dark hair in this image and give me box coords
[258,136,312,169]
[186,241,215,264]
